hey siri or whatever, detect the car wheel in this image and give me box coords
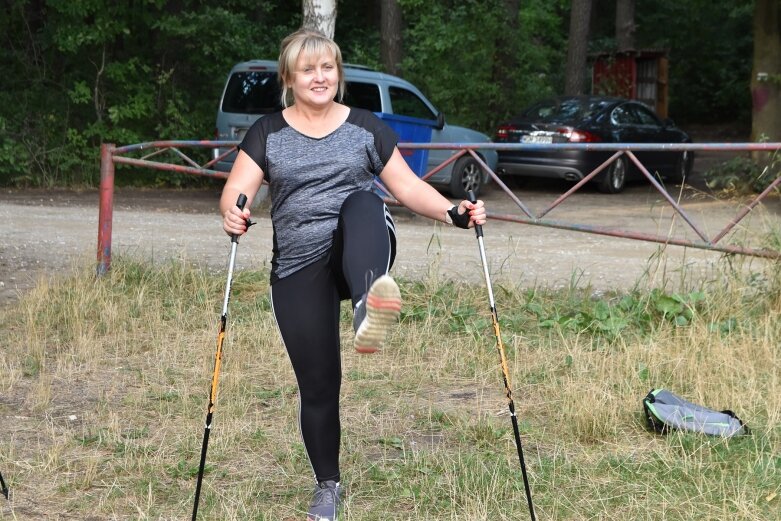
[668,150,693,184]
[597,155,628,194]
[449,156,483,199]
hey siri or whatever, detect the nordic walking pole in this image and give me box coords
[192,193,252,520]
[0,469,8,499]
[467,191,536,521]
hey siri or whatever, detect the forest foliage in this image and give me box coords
[0,0,755,186]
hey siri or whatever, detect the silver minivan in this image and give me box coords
[214,60,497,198]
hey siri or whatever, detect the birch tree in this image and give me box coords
[302,0,337,39]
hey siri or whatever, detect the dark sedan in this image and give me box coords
[494,96,694,193]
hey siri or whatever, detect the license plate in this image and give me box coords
[521,134,553,144]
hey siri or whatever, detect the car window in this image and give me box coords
[610,104,640,125]
[631,104,662,126]
[522,98,612,123]
[524,99,578,121]
[388,86,436,120]
[222,71,282,114]
[343,81,382,112]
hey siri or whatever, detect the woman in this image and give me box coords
[220,28,486,521]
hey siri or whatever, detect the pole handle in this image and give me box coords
[467,190,483,238]
[231,193,248,244]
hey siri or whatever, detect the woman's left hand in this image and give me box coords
[456,199,486,227]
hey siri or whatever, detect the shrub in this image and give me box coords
[703,155,781,195]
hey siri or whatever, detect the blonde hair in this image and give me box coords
[278,29,345,108]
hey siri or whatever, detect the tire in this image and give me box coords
[449,156,483,199]
[668,150,693,184]
[597,155,628,194]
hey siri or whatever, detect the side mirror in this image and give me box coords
[435,112,445,130]
[663,118,675,128]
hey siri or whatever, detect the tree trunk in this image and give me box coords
[302,0,337,39]
[751,0,781,158]
[615,0,635,52]
[380,0,403,75]
[565,0,592,95]
[489,0,520,122]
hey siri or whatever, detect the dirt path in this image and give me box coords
[2,177,779,306]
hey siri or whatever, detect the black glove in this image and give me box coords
[447,205,471,229]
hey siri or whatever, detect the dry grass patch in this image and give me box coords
[0,255,779,519]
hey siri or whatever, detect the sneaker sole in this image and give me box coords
[354,275,401,354]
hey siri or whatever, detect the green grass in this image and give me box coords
[0,256,779,519]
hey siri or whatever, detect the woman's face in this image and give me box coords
[290,51,339,108]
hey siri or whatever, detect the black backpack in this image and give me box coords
[643,388,749,437]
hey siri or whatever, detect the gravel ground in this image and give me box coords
[1,173,779,306]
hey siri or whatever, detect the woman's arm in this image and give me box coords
[220,150,265,236]
[378,148,486,227]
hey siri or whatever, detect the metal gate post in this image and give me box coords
[97,143,115,275]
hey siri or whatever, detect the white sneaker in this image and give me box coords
[353,275,401,354]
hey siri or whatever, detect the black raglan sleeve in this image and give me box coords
[238,112,287,180]
[348,108,399,173]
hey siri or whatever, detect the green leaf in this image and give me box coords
[67,81,91,105]
[637,362,650,382]
[655,295,683,316]
[380,437,404,450]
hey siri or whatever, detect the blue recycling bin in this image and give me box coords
[376,113,434,178]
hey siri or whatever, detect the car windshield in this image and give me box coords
[222,71,282,114]
[522,98,614,123]
[222,70,387,114]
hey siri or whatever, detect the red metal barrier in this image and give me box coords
[97,140,781,274]
[97,143,115,275]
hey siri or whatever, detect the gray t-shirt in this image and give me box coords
[239,108,398,282]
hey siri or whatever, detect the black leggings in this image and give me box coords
[269,191,396,483]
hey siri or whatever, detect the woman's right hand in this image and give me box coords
[223,205,252,237]
[219,150,264,236]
